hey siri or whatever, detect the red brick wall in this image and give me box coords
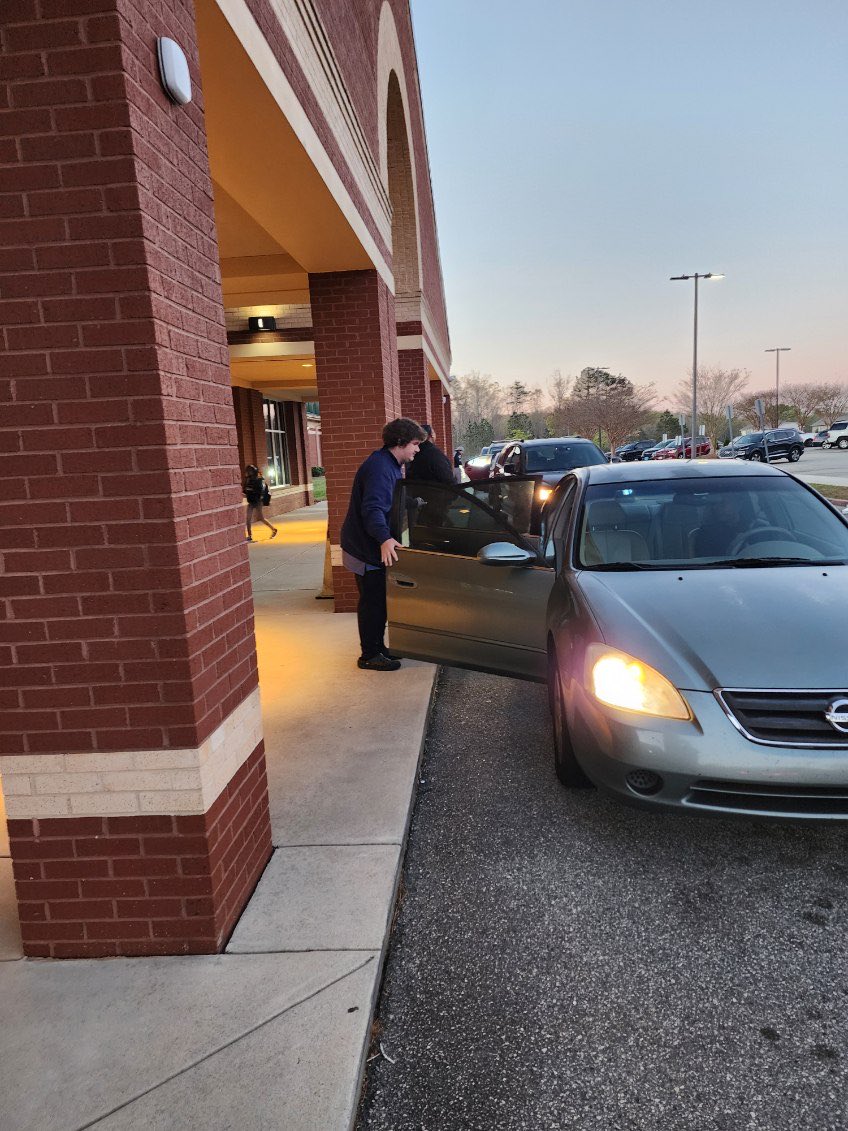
[309,269,400,612]
[9,741,272,958]
[0,0,258,756]
[311,0,450,355]
[398,347,431,426]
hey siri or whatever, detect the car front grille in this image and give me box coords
[717,689,848,747]
[686,779,848,817]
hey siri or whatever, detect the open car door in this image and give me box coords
[387,478,555,682]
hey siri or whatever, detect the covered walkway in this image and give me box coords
[0,505,436,1130]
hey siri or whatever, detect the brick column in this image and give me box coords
[232,386,266,473]
[443,392,454,454]
[309,270,401,612]
[398,347,431,427]
[0,1,271,957]
[429,378,448,450]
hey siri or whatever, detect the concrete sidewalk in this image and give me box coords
[0,502,436,1131]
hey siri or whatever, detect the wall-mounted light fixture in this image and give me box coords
[248,315,277,332]
[156,38,192,106]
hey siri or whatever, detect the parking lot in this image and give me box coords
[787,446,848,491]
[358,669,848,1131]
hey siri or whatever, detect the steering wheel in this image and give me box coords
[728,525,795,555]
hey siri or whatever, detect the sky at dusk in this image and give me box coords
[411,0,847,404]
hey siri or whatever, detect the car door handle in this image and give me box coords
[391,575,416,588]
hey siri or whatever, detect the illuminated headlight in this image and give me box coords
[585,644,690,720]
[537,485,553,501]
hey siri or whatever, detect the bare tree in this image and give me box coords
[546,369,574,436]
[780,382,834,430]
[450,371,505,448]
[734,390,773,431]
[811,381,848,426]
[566,375,657,455]
[673,366,750,451]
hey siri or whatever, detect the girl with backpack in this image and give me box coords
[242,465,279,542]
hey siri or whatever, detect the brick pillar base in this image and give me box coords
[8,741,271,958]
[309,270,401,616]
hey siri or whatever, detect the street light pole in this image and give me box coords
[765,347,790,428]
[670,272,724,457]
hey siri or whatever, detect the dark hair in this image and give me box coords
[243,464,260,482]
[382,417,427,448]
[421,423,433,437]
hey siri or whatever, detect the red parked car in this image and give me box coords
[652,436,712,459]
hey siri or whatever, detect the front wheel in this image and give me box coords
[749,450,763,462]
[838,438,848,450]
[788,446,802,462]
[549,657,592,788]
[823,442,832,449]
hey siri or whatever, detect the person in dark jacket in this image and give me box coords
[242,464,278,542]
[405,423,455,485]
[341,417,426,671]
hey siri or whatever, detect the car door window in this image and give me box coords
[541,482,577,569]
[395,479,543,559]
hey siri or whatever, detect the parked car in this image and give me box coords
[388,461,848,820]
[653,436,712,459]
[644,439,678,460]
[464,441,507,481]
[823,421,848,450]
[811,430,830,447]
[718,429,804,463]
[796,431,817,447]
[491,437,608,500]
[615,439,657,462]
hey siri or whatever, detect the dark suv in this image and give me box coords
[718,428,804,463]
[614,439,656,462]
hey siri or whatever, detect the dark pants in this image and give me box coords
[355,568,387,659]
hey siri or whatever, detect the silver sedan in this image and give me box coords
[388,461,848,820]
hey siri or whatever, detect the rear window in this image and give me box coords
[524,443,607,472]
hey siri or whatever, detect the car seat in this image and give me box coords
[583,499,649,565]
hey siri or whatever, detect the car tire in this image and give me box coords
[823,442,832,449]
[838,438,848,450]
[804,439,812,447]
[750,450,763,462]
[548,651,592,789]
[788,446,802,462]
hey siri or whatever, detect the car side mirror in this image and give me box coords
[477,542,536,567]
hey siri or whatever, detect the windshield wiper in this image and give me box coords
[708,557,846,568]
[589,561,652,571]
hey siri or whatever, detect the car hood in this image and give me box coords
[576,567,848,691]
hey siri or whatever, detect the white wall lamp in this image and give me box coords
[156,38,192,106]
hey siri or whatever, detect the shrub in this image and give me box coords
[311,466,324,477]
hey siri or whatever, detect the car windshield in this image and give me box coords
[734,433,762,445]
[576,477,848,570]
[525,443,607,472]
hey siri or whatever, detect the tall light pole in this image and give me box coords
[670,272,724,456]
[765,347,790,428]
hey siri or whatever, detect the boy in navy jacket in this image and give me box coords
[341,417,426,670]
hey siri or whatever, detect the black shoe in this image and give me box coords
[357,653,401,671]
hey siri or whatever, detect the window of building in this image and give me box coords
[263,398,290,487]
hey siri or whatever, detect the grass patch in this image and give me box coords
[311,475,327,502]
[809,482,848,502]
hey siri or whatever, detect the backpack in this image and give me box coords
[262,482,271,506]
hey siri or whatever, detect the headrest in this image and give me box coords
[587,500,627,527]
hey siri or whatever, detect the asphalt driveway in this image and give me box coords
[357,668,848,1131]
